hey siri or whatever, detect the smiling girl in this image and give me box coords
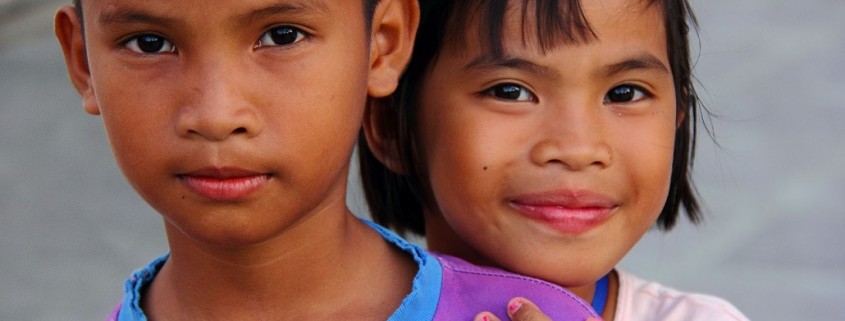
[360,0,749,320]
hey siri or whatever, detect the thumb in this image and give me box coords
[506,297,552,321]
[476,297,603,321]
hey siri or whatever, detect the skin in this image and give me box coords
[368,0,677,320]
[55,0,419,319]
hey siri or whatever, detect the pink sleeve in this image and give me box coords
[105,303,121,321]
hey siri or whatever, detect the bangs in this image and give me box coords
[439,0,664,57]
[444,0,597,57]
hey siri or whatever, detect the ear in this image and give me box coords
[363,99,407,175]
[367,0,420,98]
[55,5,100,115]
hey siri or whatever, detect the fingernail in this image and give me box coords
[482,315,489,321]
[508,299,523,313]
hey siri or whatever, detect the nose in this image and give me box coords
[528,106,612,171]
[176,60,263,141]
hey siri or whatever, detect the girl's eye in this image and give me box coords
[124,34,176,54]
[604,85,650,104]
[256,26,307,47]
[485,83,536,102]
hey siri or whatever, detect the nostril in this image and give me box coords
[233,127,247,134]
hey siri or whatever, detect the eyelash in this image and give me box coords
[482,82,653,107]
[120,25,308,54]
[482,83,537,103]
[603,84,652,104]
[254,25,308,48]
[123,34,177,54]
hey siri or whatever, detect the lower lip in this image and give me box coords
[510,203,614,235]
[180,175,270,201]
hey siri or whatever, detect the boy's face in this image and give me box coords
[56,0,413,246]
[418,0,676,291]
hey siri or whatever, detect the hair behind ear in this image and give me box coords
[359,95,428,236]
[656,0,702,230]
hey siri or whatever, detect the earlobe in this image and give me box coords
[363,100,406,175]
[55,6,100,115]
[366,0,420,98]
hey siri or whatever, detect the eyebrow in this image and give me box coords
[98,7,181,28]
[464,55,562,81]
[463,52,670,81]
[601,54,670,78]
[234,0,330,26]
[97,0,331,29]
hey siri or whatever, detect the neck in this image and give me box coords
[144,209,416,320]
[565,271,618,321]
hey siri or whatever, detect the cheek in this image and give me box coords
[616,119,676,217]
[97,90,167,166]
[418,104,481,211]
[418,112,524,242]
[102,111,172,199]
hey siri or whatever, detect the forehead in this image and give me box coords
[83,0,362,28]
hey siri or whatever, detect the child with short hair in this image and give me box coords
[360,0,750,320]
[54,0,599,320]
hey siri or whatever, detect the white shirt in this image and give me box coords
[614,270,750,321]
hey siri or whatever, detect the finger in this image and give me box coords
[506,297,553,321]
[474,312,503,321]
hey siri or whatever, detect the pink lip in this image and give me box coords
[178,167,271,202]
[508,190,617,235]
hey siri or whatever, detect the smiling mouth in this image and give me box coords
[508,191,618,235]
[178,167,271,202]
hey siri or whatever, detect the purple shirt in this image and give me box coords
[431,253,597,320]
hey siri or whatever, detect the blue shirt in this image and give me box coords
[109,221,442,321]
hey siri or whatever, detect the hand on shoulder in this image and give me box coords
[475,297,604,321]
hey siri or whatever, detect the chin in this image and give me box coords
[163,209,290,249]
[502,251,609,287]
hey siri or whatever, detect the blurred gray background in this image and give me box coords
[1,0,843,320]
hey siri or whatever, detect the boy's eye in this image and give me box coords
[124,34,176,54]
[256,26,307,47]
[485,83,537,102]
[604,85,650,104]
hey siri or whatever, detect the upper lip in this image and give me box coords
[179,166,269,179]
[508,189,618,209]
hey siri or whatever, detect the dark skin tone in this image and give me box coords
[365,1,674,320]
[56,0,420,319]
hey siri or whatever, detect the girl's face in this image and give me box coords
[418,0,677,294]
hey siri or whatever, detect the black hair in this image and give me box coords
[72,0,82,25]
[359,0,703,236]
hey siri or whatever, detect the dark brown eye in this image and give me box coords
[257,26,307,47]
[486,83,536,102]
[604,85,648,103]
[125,34,176,54]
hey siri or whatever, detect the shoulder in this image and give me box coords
[111,254,170,321]
[615,270,749,321]
[431,253,599,321]
[361,222,599,321]
[364,220,440,321]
